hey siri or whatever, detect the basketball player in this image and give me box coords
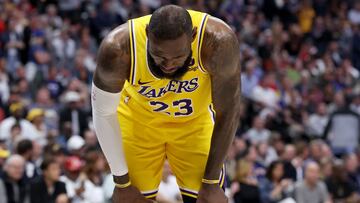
[92,5,240,203]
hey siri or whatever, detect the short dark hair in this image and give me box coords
[148,5,192,40]
[16,139,33,155]
[40,157,57,171]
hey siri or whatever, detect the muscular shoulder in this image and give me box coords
[94,23,131,92]
[201,16,240,76]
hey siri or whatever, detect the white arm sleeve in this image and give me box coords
[91,83,128,176]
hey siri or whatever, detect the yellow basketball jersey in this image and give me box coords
[118,10,215,126]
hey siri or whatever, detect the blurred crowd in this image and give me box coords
[0,0,360,203]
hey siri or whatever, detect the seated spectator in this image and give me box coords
[280,144,297,182]
[26,108,47,146]
[30,157,67,203]
[245,116,271,145]
[324,98,360,157]
[344,153,360,193]
[325,160,359,202]
[16,139,39,181]
[0,103,38,150]
[305,102,329,138]
[82,150,106,203]
[232,159,261,203]
[259,160,294,203]
[0,154,29,203]
[294,162,331,203]
[255,141,278,167]
[60,156,85,203]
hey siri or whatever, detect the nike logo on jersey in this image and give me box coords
[138,77,199,98]
[138,79,152,85]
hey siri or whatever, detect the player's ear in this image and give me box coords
[191,27,197,42]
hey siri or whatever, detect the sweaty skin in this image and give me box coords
[93,16,241,203]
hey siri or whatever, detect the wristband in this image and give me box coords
[201,178,220,184]
[114,181,131,188]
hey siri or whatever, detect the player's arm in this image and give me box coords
[202,17,241,182]
[92,23,131,185]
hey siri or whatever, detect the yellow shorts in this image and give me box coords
[117,95,225,198]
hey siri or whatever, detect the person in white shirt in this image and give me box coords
[305,102,329,138]
[246,116,271,145]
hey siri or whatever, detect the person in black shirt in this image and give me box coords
[325,160,359,202]
[30,157,68,203]
[232,159,261,203]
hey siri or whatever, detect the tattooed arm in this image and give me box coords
[197,16,241,203]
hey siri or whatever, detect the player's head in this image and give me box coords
[146,5,196,80]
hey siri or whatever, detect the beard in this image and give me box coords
[147,50,193,80]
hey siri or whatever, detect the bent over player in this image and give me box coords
[91,5,240,203]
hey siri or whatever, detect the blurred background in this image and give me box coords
[0,0,360,203]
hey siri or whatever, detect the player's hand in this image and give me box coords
[196,184,228,203]
[112,185,154,203]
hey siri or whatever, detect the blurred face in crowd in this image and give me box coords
[44,162,61,182]
[36,88,51,105]
[84,130,98,147]
[236,159,252,183]
[272,163,284,182]
[317,103,327,116]
[253,116,265,130]
[282,144,296,161]
[5,155,25,181]
[257,142,268,158]
[246,146,258,163]
[245,59,256,75]
[310,141,323,161]
[345,153,358,173]
[305,162,320,186]
[321,143,332,158]
[334,91,345,107]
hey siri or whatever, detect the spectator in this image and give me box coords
[280,144,297,182]
[325,160,359,202]
[259,160,294,203]
[60,156,85,203]
[245,116,271,145]
[0,154,29,203]
[26,108,47,146]
[1,19,24,73]
[241,58,260,99]
[83,129,100,151]
[30,87,59,131]
[67,135,85,157]
[324,98,360,156]
[81,151,106,203]
[30,157,67,203]
[344,153,360,193]
[305,102,329,138]
[16,139,39,181]
[0,102,37,146]
[294,161,330,203]
[50,29,76,69]
[59,91,89,137]
[232,159,261,203]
